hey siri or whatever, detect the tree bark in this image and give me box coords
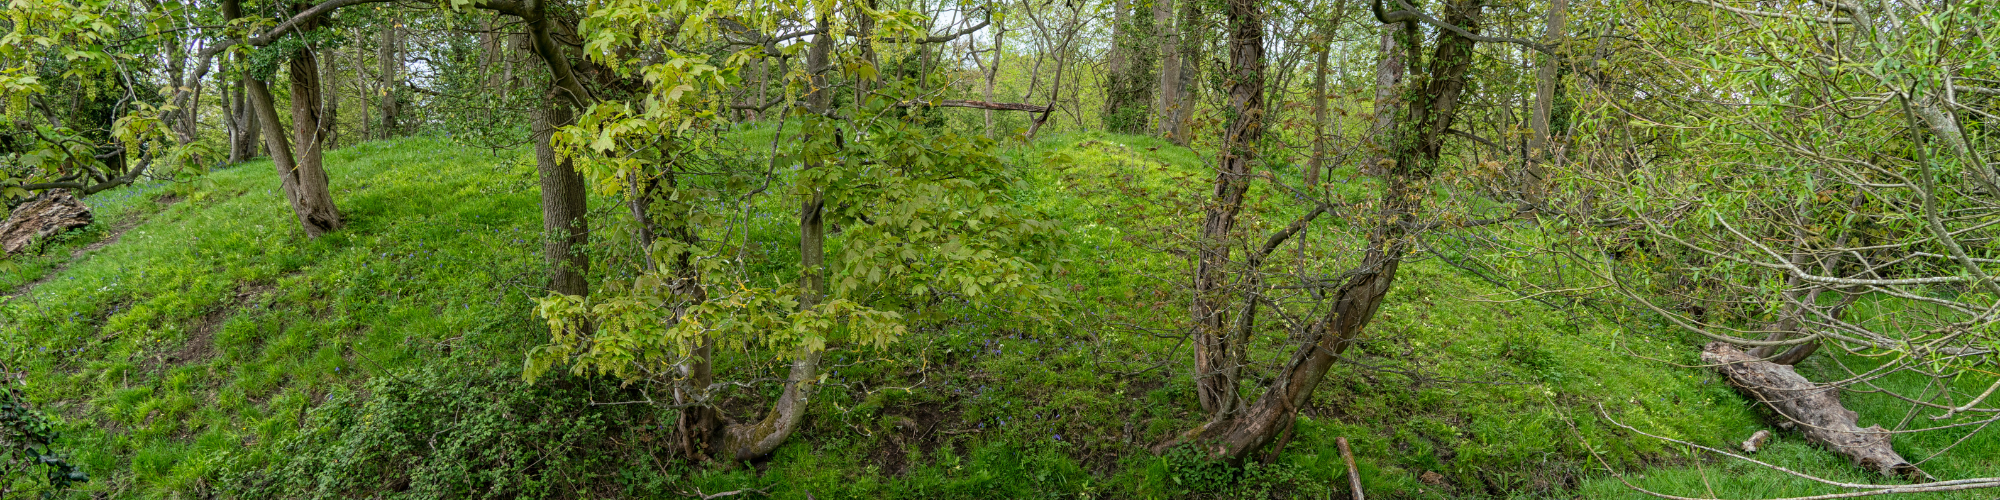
[1156,0,1202,143]
[164,31,196,145]
[378,15,404,139]
[1362,26,1407,176]
[1101,0,1156,133]
[224,0,260,163]
[1306,21,1331,187]
[229,76,262,163]
[714,13,836,462]
[322,45,341,150]
[0,189,93,255]
[1702,343,1930,481]
[1189,0,1269,419]
[285,44,346,236]
[531,103,589,297]
[1519,0,1567,202]
[243,22,344,240]
[1178,0,1484,462]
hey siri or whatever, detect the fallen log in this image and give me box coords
[897,99,1052,113]
[1701,342,1929,481]
[0,189,93,255]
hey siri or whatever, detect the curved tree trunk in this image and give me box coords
[1180,0,1484,462]
[711,13,837,462]
[244,46,343,239]
[1189,0,1267,418]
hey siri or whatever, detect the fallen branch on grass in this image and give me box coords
[1701,342,1928,481]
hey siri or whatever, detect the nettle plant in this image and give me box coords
[521,0,1059,461]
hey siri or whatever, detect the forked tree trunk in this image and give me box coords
[1179,0,1484,461]
[224,0,259,163]
[244,36,344,239]
[229,78,261,163]
[285,44,345,236]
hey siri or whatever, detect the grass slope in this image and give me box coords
[0,133,1991,499]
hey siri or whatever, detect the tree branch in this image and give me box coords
[1664,0,1852,24]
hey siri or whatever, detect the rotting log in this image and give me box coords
[1702,342,1930,481]
[0,189,93,255]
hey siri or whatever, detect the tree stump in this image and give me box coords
[0,189,93,255]
[1702,342,1929,481]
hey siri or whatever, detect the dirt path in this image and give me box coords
[7,193,181,298]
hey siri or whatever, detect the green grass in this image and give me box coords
[1,131,1993,499]
[2,138,562,496]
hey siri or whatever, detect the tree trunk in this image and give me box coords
[285,44,345,236]
[227,66,261,163]
[1101,0,1156,133]
[224,0,258,163]
[1189,0,1268,419]
[1305,22,1331,187]
[243,26,344,239]
[1519,0,1567,202]
[713,13,836,462]
[1702,343,1929,481]
[985,11,1004,138]
[531,103,589,297]
[1362,26,1407,176]
[378,16,404,139]
[1157,0,1202,143]
[1180,0,1484,461]
[165,33,195,145]
[322,45,341,150]
[1152,0,1180,138]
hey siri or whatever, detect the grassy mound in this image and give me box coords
[0,133,1991,498]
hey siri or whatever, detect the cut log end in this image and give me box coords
[1702,342,1931,483]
